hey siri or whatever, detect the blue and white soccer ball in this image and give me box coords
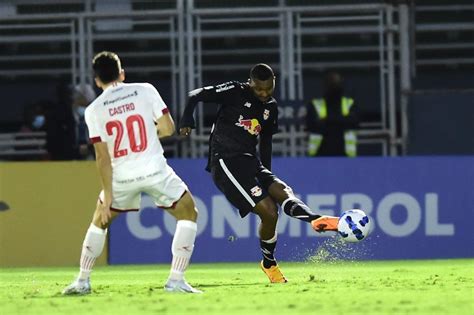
[338,209,372,242]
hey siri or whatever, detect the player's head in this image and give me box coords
[92,51,125,89]
[249,63,275,102]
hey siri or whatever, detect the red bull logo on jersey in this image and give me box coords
[235,115,262,135]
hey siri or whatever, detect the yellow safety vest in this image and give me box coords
[307,97,357,157]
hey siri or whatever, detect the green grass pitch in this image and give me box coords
[1,259,472,315]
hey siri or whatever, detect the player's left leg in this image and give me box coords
[253,197,287,283]
[162,191,201,293]
[267,181,338,232]
[62,201,120,295]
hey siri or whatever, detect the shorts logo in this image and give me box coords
[263,109,270,120]
[250,186,262,197]
[235,115,262,135]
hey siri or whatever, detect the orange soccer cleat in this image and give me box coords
[260,261,288,283]
[311,216,339,232]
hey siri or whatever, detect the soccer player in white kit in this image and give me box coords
[62,51,201,294]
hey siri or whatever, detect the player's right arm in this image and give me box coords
[84,106,112,225]
[93,141,112,225]
[179,82,237,136]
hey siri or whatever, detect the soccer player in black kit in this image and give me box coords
[179,64,339,283]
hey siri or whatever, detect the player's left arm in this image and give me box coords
[156,112,176,139]
[259,104,278,170]
[93,141,112,225]
[259,131,273,171]
[146,83,176,138]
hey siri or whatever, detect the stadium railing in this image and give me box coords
[0,1,472,159]
[0,132,47,160]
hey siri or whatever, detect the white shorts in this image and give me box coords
[98,164,188,212]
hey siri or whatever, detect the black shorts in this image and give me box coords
[210,154,278,218]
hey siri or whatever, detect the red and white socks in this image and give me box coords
[168,220,197,282]
[78,223,107,281]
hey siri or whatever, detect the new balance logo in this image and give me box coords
[244,102,252,108]
[180,246,193,252]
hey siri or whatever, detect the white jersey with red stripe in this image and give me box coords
[85,82,169,182]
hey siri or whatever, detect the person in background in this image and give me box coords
[17,102,50,160]
[46,82,77,160]
[20,102,47,133]
[72,84,96,159]
[306,71,359,157]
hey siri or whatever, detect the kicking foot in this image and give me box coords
[311,216,339,233]
[164,279,202,293]
[260,261,288,283]
[62,278,91,295]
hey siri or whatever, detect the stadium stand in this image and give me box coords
[0,0,472,158]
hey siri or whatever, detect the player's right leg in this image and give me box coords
[161,191,201,293]
[255,163,338,233]
[62,200,120,295]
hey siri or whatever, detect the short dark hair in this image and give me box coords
[92,51,121,84]
[250,63,274,81]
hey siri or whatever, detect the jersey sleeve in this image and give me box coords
[146,83,169,122]
[179,81,240,129]
[189,81,240,104]
[84,106,104,144]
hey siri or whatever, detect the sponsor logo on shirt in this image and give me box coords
[235,115,262,136]
[263,109,270,120]
[216,83,235,93]
[103,91,138,106]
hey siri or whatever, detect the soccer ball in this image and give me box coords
[337,209,371,242]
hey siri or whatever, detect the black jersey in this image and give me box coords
[180,81,278,167]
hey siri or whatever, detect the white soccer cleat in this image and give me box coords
[62,278,91,295]
[164,279,202,293]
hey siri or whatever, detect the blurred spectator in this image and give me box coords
[46,82,77,160]
[16,101,50,160]
[306,71,359,157]
[72,84,96,159]
[19,102,47,133]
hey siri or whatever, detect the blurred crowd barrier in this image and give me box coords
[0,162,107,267]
